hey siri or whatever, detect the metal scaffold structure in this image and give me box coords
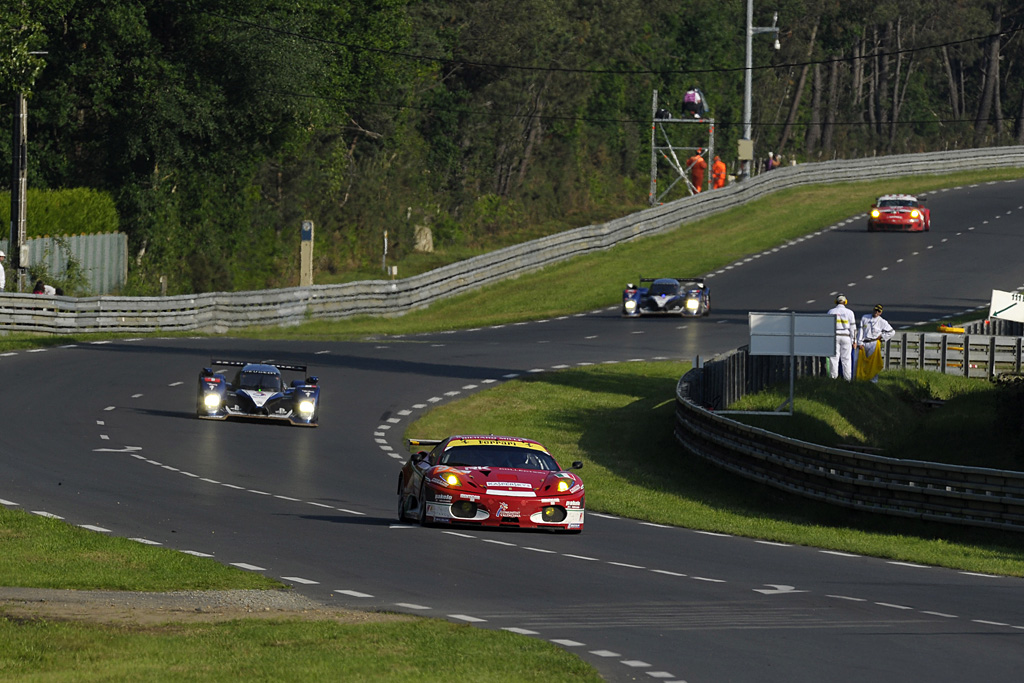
[648,89,715,206]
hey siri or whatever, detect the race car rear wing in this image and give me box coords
[407,438,443,450]
[209,359,309,373]
[638,277,705,285]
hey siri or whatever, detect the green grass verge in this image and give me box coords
[730,370,1024,471]
[0,508,599,680]
[0,508,281,591]
[0,617,599,681]
[406,361,1024,577]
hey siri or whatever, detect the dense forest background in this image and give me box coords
[2,0,1022,295]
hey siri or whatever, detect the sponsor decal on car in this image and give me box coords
[487,481,532,488]
[447,437,549,452]
[496,502,521,518]
[425,502,452,520]
[239,390,273,407]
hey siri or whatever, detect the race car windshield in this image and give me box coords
[878,199,916,208]
[649,282,679,296]
[237,372,282,392]
[440,445,560,471]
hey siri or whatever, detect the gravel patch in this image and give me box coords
[0,587,411,626]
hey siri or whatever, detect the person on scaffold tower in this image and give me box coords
[681,86,708,119]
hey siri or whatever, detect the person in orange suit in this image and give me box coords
[711,155,727,189]
[688,149,707,192]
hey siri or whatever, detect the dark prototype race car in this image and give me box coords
[622,277,710,317]
[867,194,930,232]
[397,435,585,532]
[197,360,320,426]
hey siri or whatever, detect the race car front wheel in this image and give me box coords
[417,483,429,526]
[397,476,411,522]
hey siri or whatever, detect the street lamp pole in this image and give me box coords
[740,0,779,180]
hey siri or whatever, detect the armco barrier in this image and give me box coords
[677,329,1024,533]
[674,382,1024,532]
[1,146,1023,334]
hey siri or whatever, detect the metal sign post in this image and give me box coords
[721,312,835,415]
[989,289,1024,323]
[300,220,314,287]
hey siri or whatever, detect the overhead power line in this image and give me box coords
[205,11,1024,76]
[267,88,1001,131]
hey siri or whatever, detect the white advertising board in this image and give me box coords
[989,289,1024,324]
[749,312,835,357]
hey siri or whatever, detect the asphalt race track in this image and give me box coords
[3,179,1024,682]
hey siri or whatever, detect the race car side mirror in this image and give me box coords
[570,461,583,470]
[306,376,318,385]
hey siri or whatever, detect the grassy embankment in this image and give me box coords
[3,168,1024,678]
[407,362,1024,577]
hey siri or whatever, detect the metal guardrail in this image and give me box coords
[1,146,1023,334]
[677,328,1024,533]
[690,330,1024,409]
[674,382,1024,532]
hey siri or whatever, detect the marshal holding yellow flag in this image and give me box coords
[855,304,895,382]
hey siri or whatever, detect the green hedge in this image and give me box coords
[0,188,119,237]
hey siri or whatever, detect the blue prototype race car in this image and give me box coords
[197,360,320,426]
[622,277,710,317]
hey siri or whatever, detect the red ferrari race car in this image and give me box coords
[397,435,584,532]
[867,194,930,232]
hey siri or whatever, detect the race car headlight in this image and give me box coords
[909,209,920,218]
[556,480,570,493]
[624,299,637,312]
[685,298,700,311]
[203,393,221,408]
[870,209,881,218]
[298,400,315,415]
[443,473,461,487]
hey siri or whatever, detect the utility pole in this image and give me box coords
[740,1,780,181]
[10,91,28,291]
[8,49,47,292]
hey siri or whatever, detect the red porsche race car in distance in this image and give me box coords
[397,435,584,532]
[867,194,930,232]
